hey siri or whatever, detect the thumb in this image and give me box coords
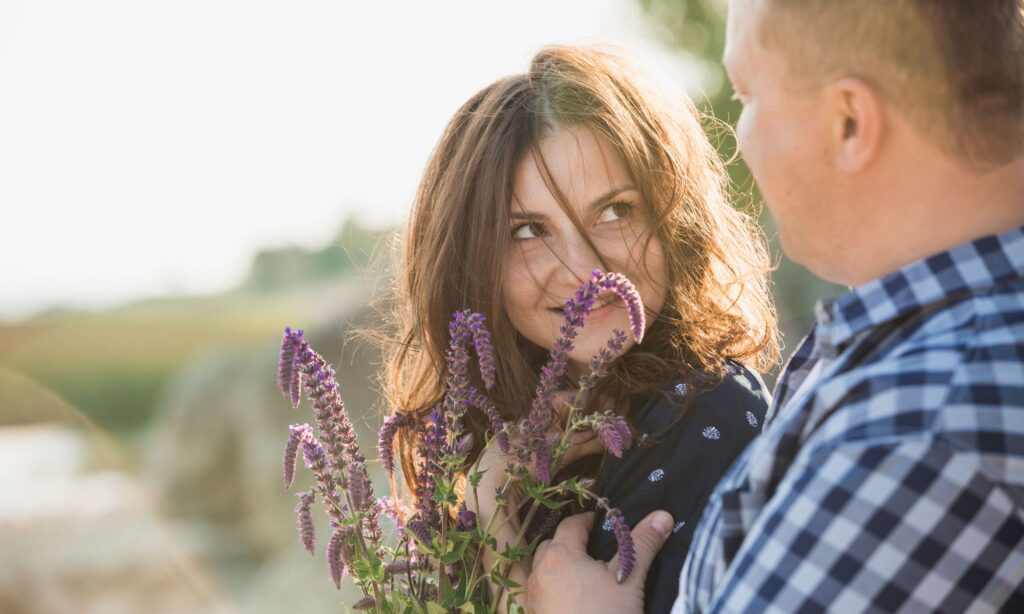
[608,510,673,586]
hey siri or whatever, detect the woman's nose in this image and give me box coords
[555,232,600,287]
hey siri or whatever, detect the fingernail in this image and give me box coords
[650,511,672,537]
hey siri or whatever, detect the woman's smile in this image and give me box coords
[503,125,667,372]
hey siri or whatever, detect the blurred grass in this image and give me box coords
[0,279,370,437]
[0,220,386,438]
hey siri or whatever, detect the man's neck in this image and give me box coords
[844,156,1024,287]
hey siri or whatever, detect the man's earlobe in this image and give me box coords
[834,78,884,173]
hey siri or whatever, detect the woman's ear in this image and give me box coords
[831,78,885,173]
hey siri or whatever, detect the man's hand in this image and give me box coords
[526,510,674,614]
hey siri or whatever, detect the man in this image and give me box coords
[527,1,1024,611]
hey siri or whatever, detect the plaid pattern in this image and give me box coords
[675,226,1024,613]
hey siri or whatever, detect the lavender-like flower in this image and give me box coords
[519,274,602,482]
[302,433,329,475]
[466,387,509,453]
[596,272,646,343]
[278,327,304,408]
[326,528,348,588]
[414,407,446,527]
[278,328,385,551]
[296,489,317,555]
[444,311,474,416]
[278,328,361,474]
[405,518,431,546]
[455,502,477,531]
[592,412,632,458]
[384,558,416,575]
[606,507,635,583]
[348,460,370,512]
[517,271,646,482]
[378,411,413,475]
[467,312,496,390]
[284,423,313,488]
[578,330,628,392]
[532,435,556,484]
[454,432,475,459]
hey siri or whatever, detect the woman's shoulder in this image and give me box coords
[631,360,772,438]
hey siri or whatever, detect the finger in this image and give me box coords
[607,511,673,585]
[533,538,552,566]
[549,511,596,552]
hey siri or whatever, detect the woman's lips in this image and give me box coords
[546,295,621,318]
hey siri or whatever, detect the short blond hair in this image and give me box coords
[755,0,1024,167]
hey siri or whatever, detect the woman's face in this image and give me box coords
[503,125,668,375]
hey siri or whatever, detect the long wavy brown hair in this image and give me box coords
[373,45,779,496]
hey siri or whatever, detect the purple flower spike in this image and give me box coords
[301,435,328,474]
[277,327,305,408]
[414,407,446,527]
[284,423,313,488]
[347,460,372,512]
[593,412,631,458]
[520,275,603,475]
[579,329,629,392]
[595,271,646,343]
[296,489,316,555]
[406,518,431,546]
[467,313,496,390]
[467,387,508,453]
[377,411,412,475]
[455,503,477,531]
[533,436,554,484]
[326,529,347,588]
[608,507,635,582]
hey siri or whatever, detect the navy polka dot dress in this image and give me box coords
[586,360,770,613]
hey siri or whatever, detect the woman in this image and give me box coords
[378,45,778,612]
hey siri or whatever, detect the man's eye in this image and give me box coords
[511,222,544,240]
[597,201,633,223]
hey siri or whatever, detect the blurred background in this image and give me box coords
[0,1,842,612]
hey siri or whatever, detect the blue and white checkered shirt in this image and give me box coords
[675,226,1024,613]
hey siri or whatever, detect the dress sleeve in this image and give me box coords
[588,363,771,614]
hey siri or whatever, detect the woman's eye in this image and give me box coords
[511,222,544,240]
[597,201,633,224]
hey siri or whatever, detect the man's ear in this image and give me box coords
[831,78,884,173]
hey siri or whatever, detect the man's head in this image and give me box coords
[725,0,1024,285]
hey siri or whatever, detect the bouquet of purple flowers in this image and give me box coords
[277,270,645,613]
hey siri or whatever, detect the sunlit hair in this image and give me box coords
[373,45,779,491]
[752,0,1024,168]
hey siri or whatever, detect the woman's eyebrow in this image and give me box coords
[509,184,637,221]
[587,184,637,209]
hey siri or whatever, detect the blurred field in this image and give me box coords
[0,284,364,435]
[0,228,392,613]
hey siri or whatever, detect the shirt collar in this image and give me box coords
[813,225,1024,353]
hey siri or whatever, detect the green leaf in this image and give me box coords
[468,469,486,489]
[425,602,447,614]
[438,536,470,564]
[458,602,476,614]
[539,497,572,510]
[489,570,522,591]
[432,476,458,507]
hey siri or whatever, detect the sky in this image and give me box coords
[0,0,708,322]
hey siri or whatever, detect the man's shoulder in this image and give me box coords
[809,283,1024,460]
